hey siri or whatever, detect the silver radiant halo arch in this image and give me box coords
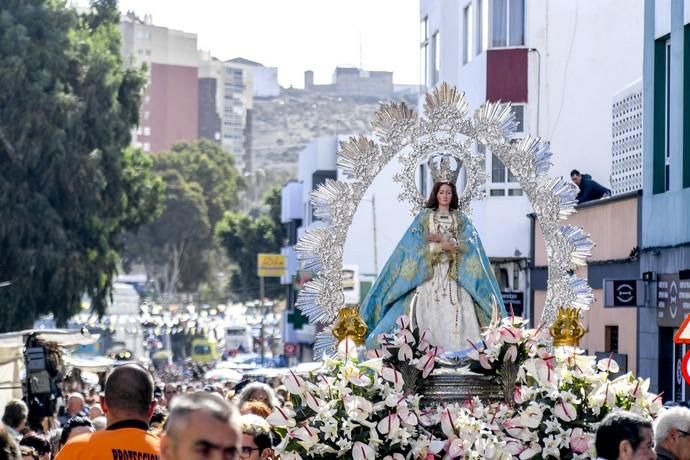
[294,82,594,357]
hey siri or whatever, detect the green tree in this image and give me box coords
[0,0,162,330]
[217,187,286,301]
[123,140,242,298]
[124,170,210,297]
[154,140,243,228]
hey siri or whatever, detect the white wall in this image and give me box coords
[528,0,644,183]
[342,155,415,276]
[297,137,338,226]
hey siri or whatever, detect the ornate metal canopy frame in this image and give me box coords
[295,83,594,357]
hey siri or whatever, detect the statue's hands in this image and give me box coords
[426,232,443,243]
[441,240,459,253]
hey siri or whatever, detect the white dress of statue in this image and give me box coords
[414,213,482,353]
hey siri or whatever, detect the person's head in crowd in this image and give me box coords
[101,364,156,426]
[164,384,178,408]
[570,169,583,186]
[18,445,37,460]
[239,401,271,419]
[66,393,85,417]
[87,404,103,420]
[239,414,273,460]
[203,385,223,398]
[0,422,20,460]
[58,417,93,450]
[90,417,107,432]
[149,407,168,434]
[274,386,288,404]
[238,383,278,411]
[654,406,690,460]
[2,400,28,441]
[85,388,98,404]
[595,410,656,460]
[154,386,165,407]
[19,433,50,460]
[160,392,241,460]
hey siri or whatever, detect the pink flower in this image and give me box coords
[499,326,521,344]
[352,441,376,460]
[569,427,591,453]
[397,328,416,344]
[382,366,405,391]
[513,385,525,404]
[377,412,400,435]
[395,315,411,330]
[416,349,438,378]
[506,344,518,362]
[554,400,577,422]
[397,343,413,362]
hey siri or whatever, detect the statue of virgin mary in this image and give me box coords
[359,154,507,352]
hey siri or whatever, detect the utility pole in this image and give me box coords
[259,275,265,366]
[371,195,378,273]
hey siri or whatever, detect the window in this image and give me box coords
[463,5,474,64]
[477,0,489,55]
[431,32,440,85]
[491,154,506,183]
[419,164,428,198]
[491,0,524,47]
[511,105,525,133]
[143,126,151,136]
[143,111,150,120]
[605,325,619,353]
[420,17,429,87]
[489,151,522,196]
[143,142,151,152]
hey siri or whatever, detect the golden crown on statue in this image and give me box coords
[549,306,586,347]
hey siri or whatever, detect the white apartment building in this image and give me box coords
[420,0,644,319]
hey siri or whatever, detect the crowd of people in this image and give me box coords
[2,362,690,459]
[0,363,288,459]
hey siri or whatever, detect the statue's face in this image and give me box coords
[437,184,453,207]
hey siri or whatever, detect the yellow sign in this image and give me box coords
[257,253,287,277]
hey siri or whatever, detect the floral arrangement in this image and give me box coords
[271,315,662,459]
[270,316,442,459]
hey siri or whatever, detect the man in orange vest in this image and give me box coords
[56,364,160,459]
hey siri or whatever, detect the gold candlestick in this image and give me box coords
[549,306,585,347]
